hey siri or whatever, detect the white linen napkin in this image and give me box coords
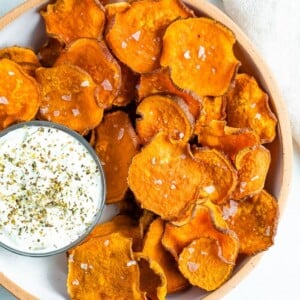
[211,0,300,145]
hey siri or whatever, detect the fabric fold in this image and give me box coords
[218,0,300,145]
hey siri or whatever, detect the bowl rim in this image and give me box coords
[0,0,293,299]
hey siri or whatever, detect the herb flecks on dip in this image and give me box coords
[0,123,103,254]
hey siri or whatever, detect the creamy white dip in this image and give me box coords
[0,123,104,255]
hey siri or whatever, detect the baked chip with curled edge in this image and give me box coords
[192,147,238,204]
[105,0,194,73]
[0,46,40,76]
[136,94,194,144]
[0,58,40,130]
[178,237,235,291]
[41,0,105,44]
[232,145,271,200]
[128,133,204,223]
[162,203,239,265]
[67,232,145,299]
[160,17,240,97]
[197,95,226,126]
[137,68,201,118]
[196,120,260,158]
[93,111,139,203]
[38,38,64,67]
[55,38,122,109]
[225,73,277,143]
[113,62,139,107]
[135,253,167,300]
[36,64,103,135]
[142,218,189,294]
[222,190,279,255]
[83,214,142,251]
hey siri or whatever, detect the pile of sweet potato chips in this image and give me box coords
[0,0,279,297]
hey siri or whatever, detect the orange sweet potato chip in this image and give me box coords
[222,190,279,255]
[196,96,226,126]
[105,0,194,73]
[135,253,167,300]
[142,218,189,293]
[113,62,139,106]
[196,120,260,158]
[67,232,145,299]
[136,94,194,144]
[38,38,64,67]
[192,147,237,204]
[128,133,204,223]
[55,38,122,108]
[162,204,239,264]
[0,46,40,76]
[160,17,240,97]
[225,73,277,143]
[178,237,234,291]
[105,1,131,18]
[137,68,201,118]
[139,210,156,238]
[41,0,105,44]
[36,64,103,135]
[93,111,139,203]
[0,58,40,129]
[232,145,271,200]
[83,214,142,251]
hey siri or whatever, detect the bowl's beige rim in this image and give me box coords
[0,0,293,299]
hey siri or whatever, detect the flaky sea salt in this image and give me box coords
[131,30,141,41]
[117,128,125,140]
[0,96,9,104]
[187,261,199,272]
[127,260,137,267]
[101,79,113,91]
[184,50,191,59]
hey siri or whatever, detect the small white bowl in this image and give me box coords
[0,121,106,257]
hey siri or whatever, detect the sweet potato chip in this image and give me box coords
[197,96,226,126]
[94,111,139,203]
[83,214,142,250]
[67,232,145,299]
[42,0,105,44]
[192,147,237,204]
[137,68,201,118]
[222,190,279,255]
[160,17,240,97]
[225,73,277,143]
[139,210,156,238]
[128,133,204,223]
[0,58,40,129]
[162,204,239,264]
[55,38,122,108]
[0,46,40,76]
[105,0,194,73]
[105,1,131,18]
[178,237,234,291]
[136,94,194,144]
[36,64,103,134]
[232,145,271,200]
[113,62,139,106]
[142,218,189,293]
[196,120,260,158]
[38,38,64,67]
[135,253,167,300]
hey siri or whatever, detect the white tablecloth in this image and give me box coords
[0,1,300,300]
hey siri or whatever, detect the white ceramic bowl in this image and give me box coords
[0,121,106,257]
[0,0,293,299]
